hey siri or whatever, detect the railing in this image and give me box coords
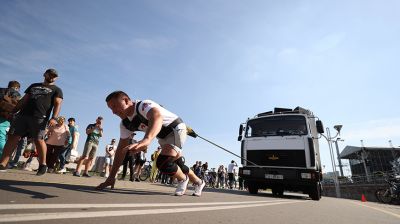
[322,171,398,185]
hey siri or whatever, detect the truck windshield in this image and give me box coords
[246,115,308,137]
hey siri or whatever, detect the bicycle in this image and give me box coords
[375,174,400,204]
[139,161,152,181]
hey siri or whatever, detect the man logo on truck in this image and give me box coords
[268,155,279,160]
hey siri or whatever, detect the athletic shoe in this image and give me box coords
[73,171,81,177]
[36,164,47,176]
[82,173,91,177]
[135,178,140,182]
[192,180,206,197]
[0,164,7,172]
[57,168,67,174]
[23,167,32,171]
[174,175,189,196]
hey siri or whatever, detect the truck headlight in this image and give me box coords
[301,173,311,179]
[243,170,251,175]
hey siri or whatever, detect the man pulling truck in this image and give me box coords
[96,91,205,196]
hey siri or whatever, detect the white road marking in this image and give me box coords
[0,200,306,222]
[0,200,291,210]
[352,202,400,219]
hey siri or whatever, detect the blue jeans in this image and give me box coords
[0,117,10,158]
[9,137,27,167]
[58,144,72,169]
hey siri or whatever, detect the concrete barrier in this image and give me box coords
[322,183,386,202]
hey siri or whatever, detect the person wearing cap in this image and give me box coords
[96,91,206,197]
[104,138,117,178]
[73,116,103,177]
[0,69,63,175]
[57,117,79,174]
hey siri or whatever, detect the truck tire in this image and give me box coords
[272,187,284,197]
[248,183,258,194]
[309,182,321,201]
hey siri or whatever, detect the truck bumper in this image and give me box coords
[239,167,321,191]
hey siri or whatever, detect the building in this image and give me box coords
[339,146,400,176]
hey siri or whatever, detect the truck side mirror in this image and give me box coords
[316,120,324,134]
[238,124,244,141]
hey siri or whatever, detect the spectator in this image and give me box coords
[218,165,226,188]
[57,117,79,173]
[104,139,117,178]
[0,80,21,158]
[120,133,136,181]
[227,160,238,189]
[45,116,70,173]
[0,69,63,176]
[150,146,161,183]
[73,116,103,177]
[133,148,147,182]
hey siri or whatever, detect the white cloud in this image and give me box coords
[313,32,346,52]
[129,37,177,51]
[342,118,400,146]
[277,48,298,58]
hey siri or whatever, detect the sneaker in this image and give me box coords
[57,168,67,174]
[192,180,206,197]
[36,164,47,176]
[174,175,189,196]
[0,164,7,172]
[73,171,81,177]
[104,174,109,178]
[135,178,140,182]
[23,167,33,171]
[82,173,91,177]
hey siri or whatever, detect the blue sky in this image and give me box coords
[1,0,400,174]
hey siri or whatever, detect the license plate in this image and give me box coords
[265,174,283,179]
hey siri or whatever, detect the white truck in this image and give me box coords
[238,107,324,200]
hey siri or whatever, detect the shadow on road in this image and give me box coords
[0,179,172,200]
[202,187,310,200]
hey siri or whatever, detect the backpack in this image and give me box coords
[0,88,19,120]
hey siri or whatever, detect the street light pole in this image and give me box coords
[320,125,342,198]
[334,138,344,177]
[360,140,371,182]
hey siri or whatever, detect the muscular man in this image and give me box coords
[96,91,205,196]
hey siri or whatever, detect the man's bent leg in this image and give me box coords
[34,139,47,165]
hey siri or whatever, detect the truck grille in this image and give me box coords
[247,150,306,167]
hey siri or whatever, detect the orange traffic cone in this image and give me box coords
[361,194,367,202]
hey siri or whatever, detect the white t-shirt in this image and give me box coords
[120,100,179,139]
[227,163,237,174]
[105,144,116,158]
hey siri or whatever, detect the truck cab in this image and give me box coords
[238,107,324,200]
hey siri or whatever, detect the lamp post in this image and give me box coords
[360,140,371,182]
[320,125,342,198]
[334,138,345,177]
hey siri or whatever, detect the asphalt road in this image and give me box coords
[0,170,399,224]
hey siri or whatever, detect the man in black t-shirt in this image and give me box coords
[0,69,63,176]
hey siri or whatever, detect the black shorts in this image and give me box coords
[9,115,47,140]
[135,159,146,166]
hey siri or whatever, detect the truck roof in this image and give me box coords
[255,107,314,118]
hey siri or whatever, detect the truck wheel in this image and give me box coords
[272,187,284,197]
[248,183,258,194]
[309,182,321,201]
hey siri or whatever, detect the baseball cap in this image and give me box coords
[44,68,58,77]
